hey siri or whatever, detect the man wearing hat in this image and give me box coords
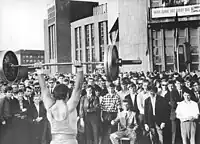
[110,98,139,144]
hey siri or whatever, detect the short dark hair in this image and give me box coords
[107,83,115,88]
[25,86,32,91]
[94,85,102,92]
[148,86,158,93]
[128,83,136,89]
[5,86,13,93]
[18,89,24,94]
[53,84,68,100]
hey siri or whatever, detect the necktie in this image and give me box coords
[180,91,182,99]
[125,112,128,128]
[19,100,23,110]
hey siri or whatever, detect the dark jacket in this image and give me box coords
[125,94,139,113]
[144,95,169,128]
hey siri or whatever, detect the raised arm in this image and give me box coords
[67,64,84,114]
[36,66,55,109]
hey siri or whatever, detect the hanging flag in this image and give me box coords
[174,12,179,71]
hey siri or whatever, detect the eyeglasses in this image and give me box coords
[162,84,167,86]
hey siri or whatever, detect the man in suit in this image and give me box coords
[110,98,139,144]
[174,77,196,102]
[125,82,139,114]
[0,86,11,144]
[144,86,169,144]
[27,94,48,144]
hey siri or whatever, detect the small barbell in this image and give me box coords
[0,45,142,83]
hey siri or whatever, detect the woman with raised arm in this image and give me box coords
[35,61,84,144]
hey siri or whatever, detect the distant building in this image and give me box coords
[15,49,44,65]
[44,0,98,75]
[71,3,108,73]
[107,0,149,73]
[148,0,200,72]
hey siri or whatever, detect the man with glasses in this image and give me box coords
[34,82,41,95]
[48,78,55,94]
[158,79,168,98]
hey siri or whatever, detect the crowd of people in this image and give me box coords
[1,68,200,144]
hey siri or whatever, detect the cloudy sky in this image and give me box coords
[0,0,107,51]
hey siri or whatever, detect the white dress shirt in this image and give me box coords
[176,100,199,122]
[150,96,156,116]
[137,90,149,114]
[35,104,40,116]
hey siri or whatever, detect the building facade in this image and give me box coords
[15,50,44,65]
[106,0,149,73]
[44,0,98,75]
[71,4,108,73]
[148,0,200,72]
[15,49,44,76]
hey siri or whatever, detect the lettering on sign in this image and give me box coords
[152,4,200,18]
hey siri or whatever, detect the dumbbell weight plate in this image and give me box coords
[0,51,19,82]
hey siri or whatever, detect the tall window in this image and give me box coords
[152,29,162,71]
[85,24,95,73]
[189,27,199,71]
[48,24,55,59]
[99,21,108,62]
[91,24,95,46]
[85,25,90,47]
[75,27,82,61]
[164,29,175,71]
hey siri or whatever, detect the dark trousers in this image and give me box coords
[101,111,117,144]
[84,112,100,144]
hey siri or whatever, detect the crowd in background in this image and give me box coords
[1,69,200,144]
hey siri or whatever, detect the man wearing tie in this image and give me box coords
[24,86,34,105]
[175,77,196,102]
[48,78,55,95]
[110,98,139,144]
[125,83,139,114]
[144,86,169,144]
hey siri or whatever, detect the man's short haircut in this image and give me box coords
[183,88,191,95]
[12,83,18,87]
[69,80,75,84]
[107,83,115,88]
[25,86,32,91]
[175,77,184,83]
[5,86,13,93]
[148,86,158,93]
[53,84,68,100]
[94,85,102,92]
[168,79,174,85]
[143,79,149,84]
[128,83,136,89]
[58,74,65,78]
[64,79,69,83]
[18,89,24,94]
